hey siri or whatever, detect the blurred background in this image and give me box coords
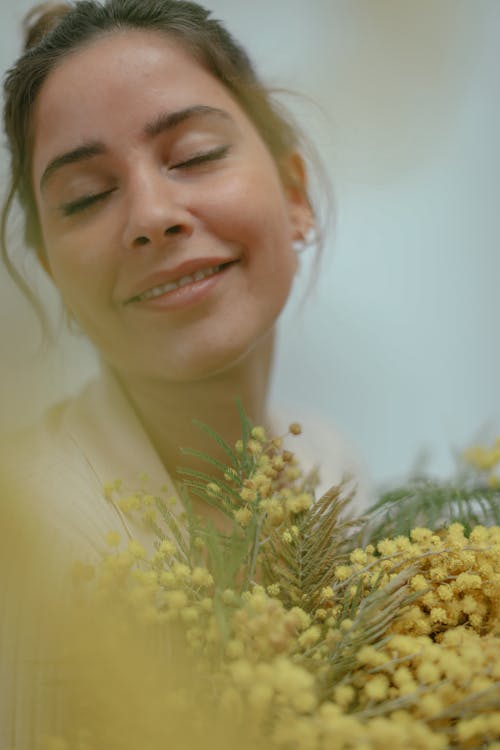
[1,0,499,485]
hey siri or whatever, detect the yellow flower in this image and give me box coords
[181,607,199,625]
[461,594,478,614]
[357,645,388,667]
[364,674,390,701]
[171,562,191,582]
[165,590,188,610]
[234,507,252,527]
[103,479,121,500]
[251,425,267,443]
[416,662,440,685]
[437,584,453,601]
[410,527,433,543]
[320,586,334,601]
[158,539,176,557]
[191,567,214,588]
[222,589,237,605]
[118,494,142,512]
[239,487,257,503]
[142,508,157,525]
[488,473,500,488]
[298,625,321,649]
[340,618,353,632]
[286,493,313,514]
[247,439,263,456]
[334,565,352,581]
[430,607,448,624]
[410,574,428,592]
[159,571,176,588]
[464,444,500,471]
[377,539,398,556]
[105,530,121,548]
[333,684,355,708]
[393,666,414,687]
[418,694,443,718]
[287,607,311,632]
[350,549,368,566]
[454,572,482,591]
[128,540,147,560]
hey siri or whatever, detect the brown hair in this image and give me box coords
[2,0,323,336]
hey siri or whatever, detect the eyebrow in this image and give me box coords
[40,105,232,191]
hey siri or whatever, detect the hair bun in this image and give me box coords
[23,2,72,51]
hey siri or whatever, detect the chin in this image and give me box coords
[161,347,254,384]
[144,326,274,384]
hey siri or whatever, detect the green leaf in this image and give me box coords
[179,447,236,477]
[190,418,239,467]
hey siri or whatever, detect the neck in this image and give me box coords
[116,332,275,492]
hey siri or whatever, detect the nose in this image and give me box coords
[122,170,194,251]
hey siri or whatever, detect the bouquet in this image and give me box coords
[12,421,500,749]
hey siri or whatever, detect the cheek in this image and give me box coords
[41,212,119,304]
[197,169,295,256]
[43,242,112,324]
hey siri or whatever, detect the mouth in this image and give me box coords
[125,261,237,305]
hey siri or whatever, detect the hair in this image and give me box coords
[2,0,325,337]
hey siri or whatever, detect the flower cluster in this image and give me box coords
[328,524,500,637]
[73,520,499,750]
[192,422,313,531]
[464,436,500,489]
[55,428,500,749]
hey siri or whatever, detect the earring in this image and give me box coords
[292,227,317,254]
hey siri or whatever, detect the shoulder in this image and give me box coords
[1,368,178,557]
[0,373,132,561]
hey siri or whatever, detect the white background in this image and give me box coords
[1,0,499,484]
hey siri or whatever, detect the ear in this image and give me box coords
[282,152,314,241]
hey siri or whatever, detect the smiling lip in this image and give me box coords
[123,257,238,306]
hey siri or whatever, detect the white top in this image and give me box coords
[0,369,370,747]
[0,370,181,749]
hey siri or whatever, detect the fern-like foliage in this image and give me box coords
[260,481,364,612]
[363,479,500,546]
[320,569,418,696]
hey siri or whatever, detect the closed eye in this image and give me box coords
[59,145,229,216]
[61,187,117,217]
[171,144,230,170]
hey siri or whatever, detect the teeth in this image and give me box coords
[178,274,195,288]
[135,264,225,302]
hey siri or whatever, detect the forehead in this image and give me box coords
[31,29,249,180]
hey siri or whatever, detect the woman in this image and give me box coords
[0,2,369,744]
[1,0,365,552]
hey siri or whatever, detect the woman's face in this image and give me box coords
[32,31,310,382]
